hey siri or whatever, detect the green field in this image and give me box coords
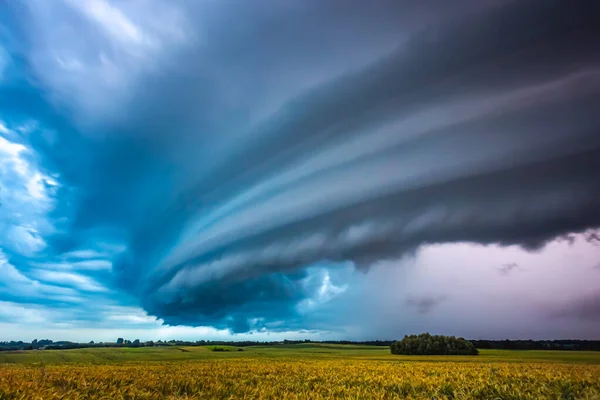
[2,345,600,399]
[2,343,600,365]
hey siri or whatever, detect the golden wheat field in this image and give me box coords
[2,356,600,400]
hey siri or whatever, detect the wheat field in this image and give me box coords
[1,346,600,399]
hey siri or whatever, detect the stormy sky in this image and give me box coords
[1,0,600,342]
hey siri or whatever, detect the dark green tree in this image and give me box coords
[391,333,478,355]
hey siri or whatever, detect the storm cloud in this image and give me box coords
[406,295,447,315]
[2,0,600,334]
[497,263,520,277]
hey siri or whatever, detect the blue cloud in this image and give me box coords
[1,0,600,336]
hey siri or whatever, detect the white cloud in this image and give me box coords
[0,301,48,325]
[317,272,347,303]
[0,319,336,342]
[0,253,31,284]
[33,259,113,271]
[25,171,49,200]
[0,251,82,303]
[104,306,158,325]
[64,249,107,259]
[72,259,112,271]
[0,123,57,257]
[67,0,145,46]
[297,270,347,314]
[0,133,26,161]
[23,0,191,122]
[34,270,108,293]
[0,300,337,342]
[6,226,46,255]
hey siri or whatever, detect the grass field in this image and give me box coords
[1,344,600,399]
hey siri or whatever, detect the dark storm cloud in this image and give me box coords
[5,0,600,332]
[406,295,447,314]
[497,263,520,276]
[556,234,577,246]
[139,0,600,330]
[585,231,600,245]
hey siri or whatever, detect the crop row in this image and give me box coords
[1,359,599,399]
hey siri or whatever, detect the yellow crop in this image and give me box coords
[1,359,600,399]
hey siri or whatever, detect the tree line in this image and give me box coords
[0,339,395,351]
[470,339,600,351]
[2,338,600,352]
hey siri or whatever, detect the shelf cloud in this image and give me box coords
[1,0,599,335]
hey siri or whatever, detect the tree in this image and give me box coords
[117,338,124,345]
[132,339,140,347]
[391,333,478,356]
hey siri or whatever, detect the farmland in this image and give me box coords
[1,344,600,399]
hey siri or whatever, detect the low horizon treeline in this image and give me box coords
[1,338,600,352]
[470,339,600,351]
[0,338,394,351]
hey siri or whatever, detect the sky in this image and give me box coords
[1,0,600,343]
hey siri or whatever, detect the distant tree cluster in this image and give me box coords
[391,333,479,355]
[471,340,600,351]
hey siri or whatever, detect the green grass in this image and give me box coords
[1,344,599,365]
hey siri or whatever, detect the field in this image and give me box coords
[1,344,600,399]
